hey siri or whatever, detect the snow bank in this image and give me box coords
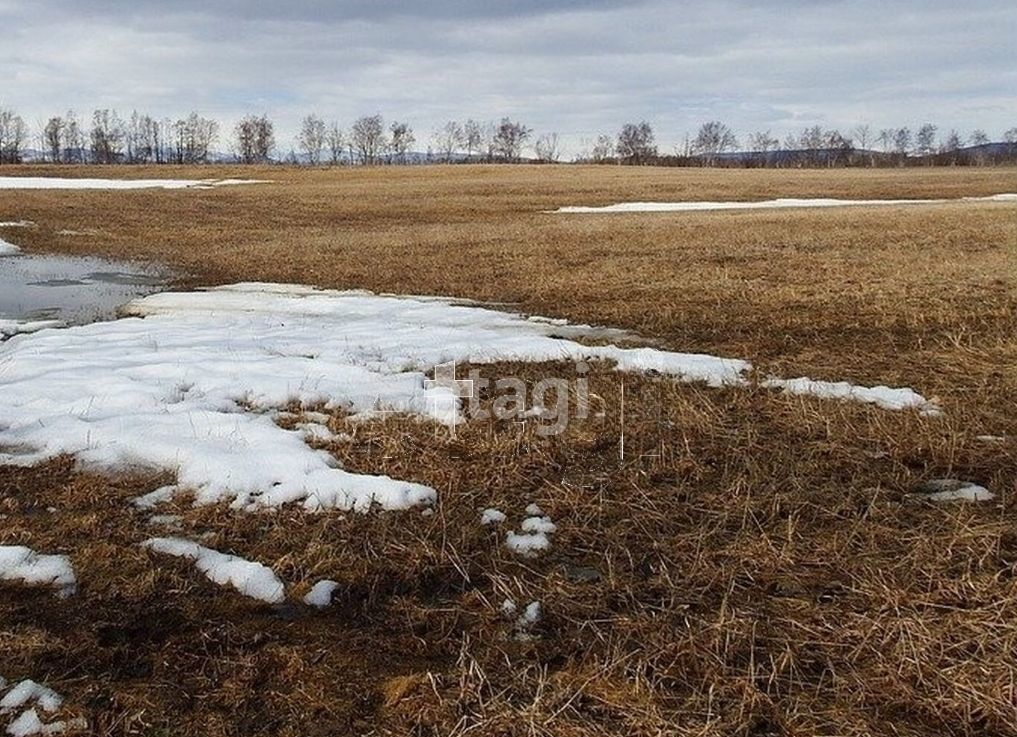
[0,177,268,191]
[552,193,1017,214]
[142,538,285,603]
[0,547,77,597]
[0,237,20,256]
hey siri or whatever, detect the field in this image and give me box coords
[1,164,1016,736]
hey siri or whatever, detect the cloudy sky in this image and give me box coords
[2,0,1015,155]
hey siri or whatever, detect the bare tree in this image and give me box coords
[876,128,894,153]
[388,121,415,164]
[590,134,615,162]
[492,118,531,162]
[969,129,990,146]
[432,121,464,162]
[350,114,386,165]
[463,119,483,160]
[799,125,824,150]
[298,114,327,165]
[616,121,656,164]
[748,131,778,152]
[851,124,873,151]
[915,123,937,157]
[892,127,912,156]
[326,122,344,165]
[43,116,64,162]
[942,130,962,153]
[1004,127,1017,144]
[61,111,84,163]
[0,108,28,164]
[90,109,125,164]
[235,114,274,163]
[693,121,738,161]
[534,132,562,162]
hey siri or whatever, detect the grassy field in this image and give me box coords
[1,164,1016,736]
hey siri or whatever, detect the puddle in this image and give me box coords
[0,252,171,327]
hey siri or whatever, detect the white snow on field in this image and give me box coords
[0,237,20,256]
[0,221,34,228]
[0,678,86,736]
[0,546,77,597]
[0,319,63,339]
[552,193,1017,214]
[0,283,940,514]
[763,377,939,413]
[0,177,268,191]
[915,479,995,502]
[142,537,286,603]
[303,579,339,608]
[481,508,506,525]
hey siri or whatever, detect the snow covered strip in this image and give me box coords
[0,546,77,597]
[552,193,1017,213]
[143,538,285,603]
[0,177,269,190]
[0,319,64,340]
[0,283,938,515]
[0,237,20,256]
[762,377,939,413]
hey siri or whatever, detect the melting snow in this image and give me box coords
[0,238,20,256]
[763,377,939,413]
[0,678,85,736]
[303,579,339,608]
[553,193,1017,214]
[0,283,941,515]
[0,177,268,191]
[142,538,286,603]
[481,508,507,525]
[0,546,77,597]
[914,479,994,502]
[0,319,63,339]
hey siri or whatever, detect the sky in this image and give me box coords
[1,0,1015,156]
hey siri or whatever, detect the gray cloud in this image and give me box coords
[2,0,1014,155]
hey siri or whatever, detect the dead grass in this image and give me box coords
[1,164,1016,736]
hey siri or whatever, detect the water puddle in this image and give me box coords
[0,252,171,328]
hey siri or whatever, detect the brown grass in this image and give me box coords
[1,164,1016,736]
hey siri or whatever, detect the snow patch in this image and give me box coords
[0,283,940,516]
[0,320,64,340]
[0,547,77,597]
[763,377,940,413]
[0,238,20,256]
[0,678,85,736]
[142,537,285,603]
[481,508,506,525]
[303,579,339,608]
[553,194,1017,214]
[0,221,34,228]
[914,479,994,502]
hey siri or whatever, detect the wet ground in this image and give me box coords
[0,251,170,326]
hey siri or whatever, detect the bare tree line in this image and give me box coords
[0,104,1014,167]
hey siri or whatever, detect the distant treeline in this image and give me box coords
[0,107,1015,167]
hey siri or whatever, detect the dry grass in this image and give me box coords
[1,164,1016,736]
